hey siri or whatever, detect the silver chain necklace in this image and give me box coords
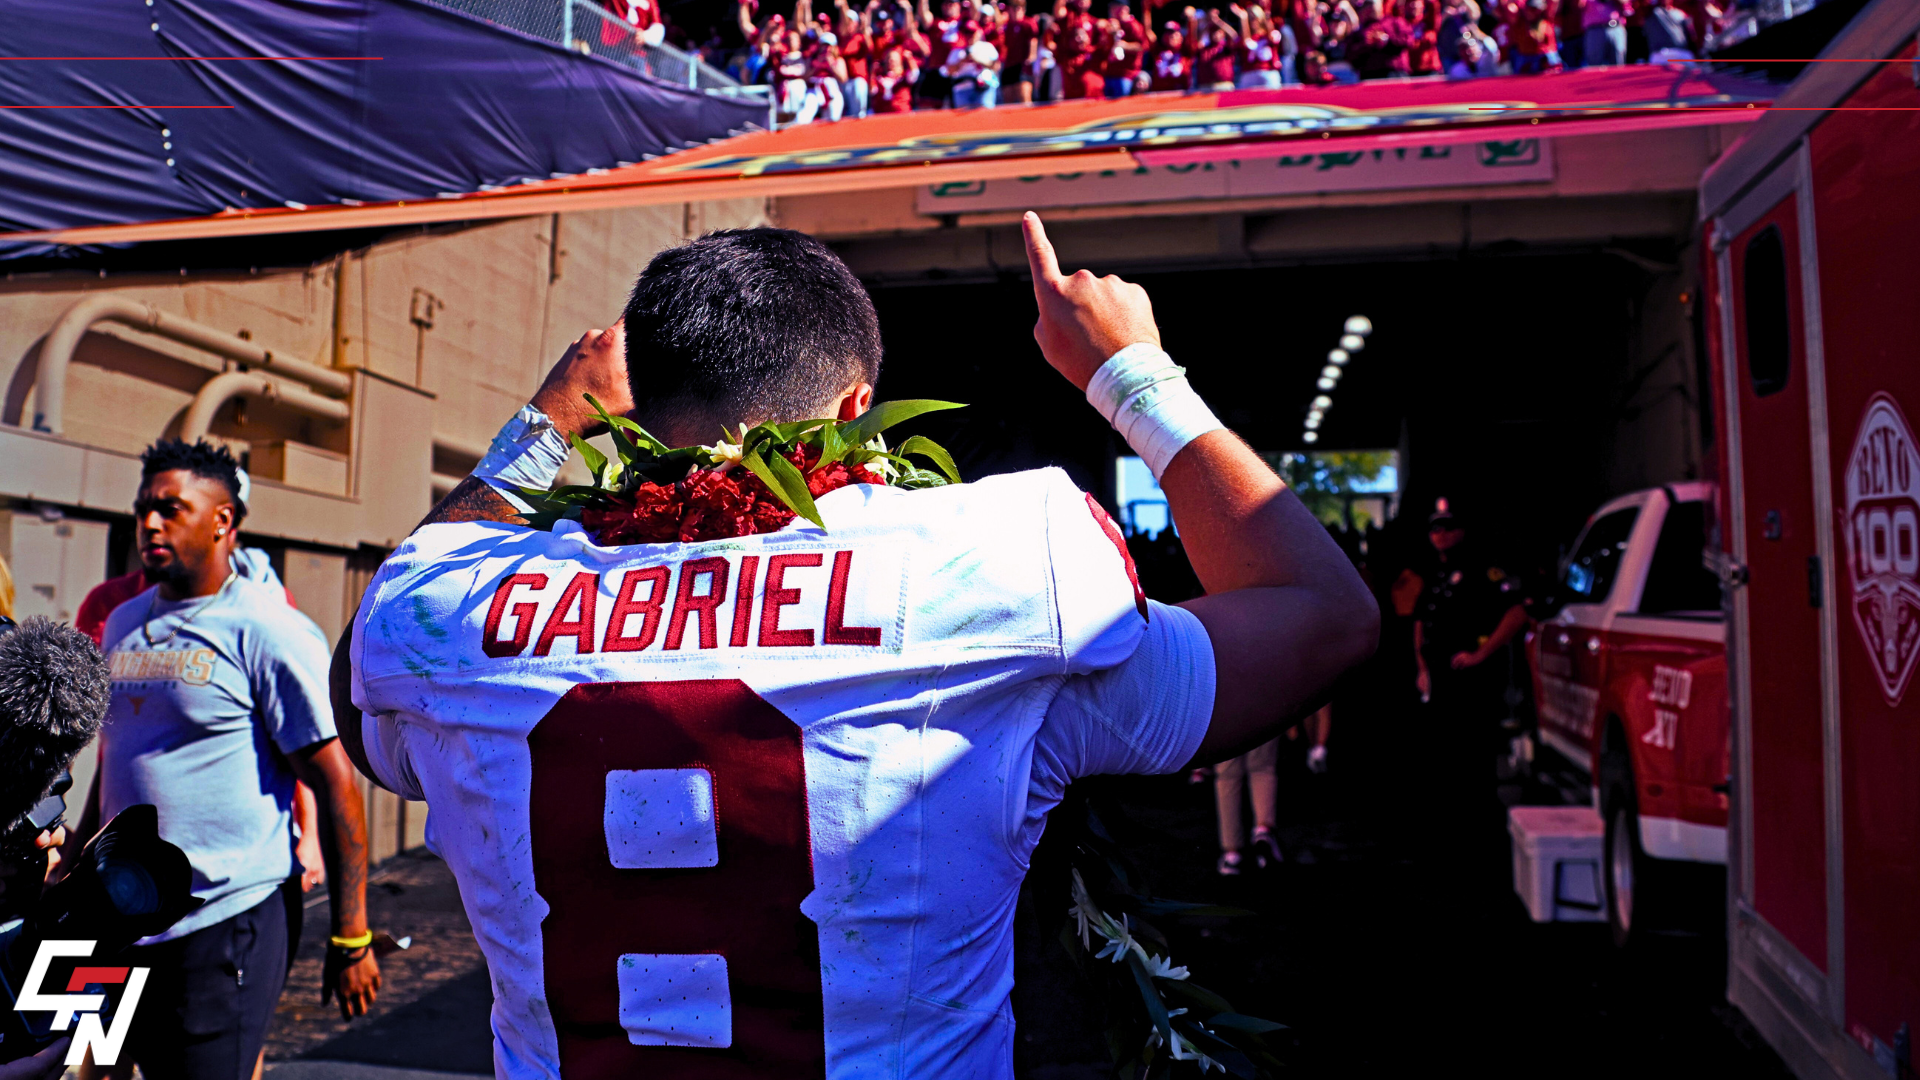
[143,573,235,647]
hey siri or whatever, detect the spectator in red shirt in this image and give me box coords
[1054,0,1098,72]
[1406,0,1442,73]
[600,0,664,49]
[1000,0,1041,100]
[836,0,875,114]
[1238,3,1298,85]
[799,28,849,120]
[1099,0,1152,96]
[1189,6,1240,89]
[1059,20,1107,95]
[871,40,921,109]
[1145,21,1190,90]
[1347,0,1414,77]
[1502,0,1560,71]
[914,0,967,104]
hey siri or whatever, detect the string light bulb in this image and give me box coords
[1328,348,1349,365]
[1321,365,1342,380]
[1302,431,1319,443]
[1312,395,1333,410]
[1317,377,1336,390]
[1339,333,1365,352]
[1344,315,1373,336]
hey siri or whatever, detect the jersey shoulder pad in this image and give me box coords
[962,468,1147,673]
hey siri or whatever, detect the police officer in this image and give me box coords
[1411,499,1527,756]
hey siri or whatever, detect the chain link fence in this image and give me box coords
[426,0,771,105]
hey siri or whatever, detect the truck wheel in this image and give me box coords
[1600,753,1674,950]
[1605,799,1645,948]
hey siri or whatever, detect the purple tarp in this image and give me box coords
[0,0,764,259]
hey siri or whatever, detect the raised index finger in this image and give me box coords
[1021,212,1064,292]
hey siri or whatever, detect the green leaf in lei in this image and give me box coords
[837,399,965,447]
[568,432,608,486]
[894,435,961,485]
[740,449,825,529]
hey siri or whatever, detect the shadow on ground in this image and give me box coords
[269,849,492,1074]
[297,968,494,1074]
[268,695,1796,1079]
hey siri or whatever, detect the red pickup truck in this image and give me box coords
[1527,481,1729,946]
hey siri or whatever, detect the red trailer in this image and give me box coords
[1701,4,1920,1076]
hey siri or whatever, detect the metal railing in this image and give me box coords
[1705,0,1833,53]
[424,0,767,101]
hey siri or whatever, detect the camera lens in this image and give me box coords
[96,861,162,918]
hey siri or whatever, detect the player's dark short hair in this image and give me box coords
[621,228,883,435]
[140,438,247,524]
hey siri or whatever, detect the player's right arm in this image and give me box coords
[335,322,635,784]
[415,321,636,531]
[1022,212,1379,765]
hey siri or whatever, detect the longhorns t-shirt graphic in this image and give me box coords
[1843,393,1920,705]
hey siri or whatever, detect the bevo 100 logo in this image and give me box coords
[13,941,148,1065]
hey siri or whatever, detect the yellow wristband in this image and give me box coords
[329,931,374,950]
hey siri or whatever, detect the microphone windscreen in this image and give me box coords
[0,616,111,829]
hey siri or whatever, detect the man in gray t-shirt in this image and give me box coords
[100,574,333,936]
[78,439,380,1080]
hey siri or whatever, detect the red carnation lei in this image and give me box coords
[581,443,885,545]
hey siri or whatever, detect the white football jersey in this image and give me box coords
[350,468,1216,1080]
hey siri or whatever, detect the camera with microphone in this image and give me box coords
[0,616,201,1064]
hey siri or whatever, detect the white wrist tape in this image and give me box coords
[1085,343,1224,479]
[474,404,572,513]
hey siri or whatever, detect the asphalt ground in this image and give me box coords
[272,694,1795,1080]
[267,850,492,1076]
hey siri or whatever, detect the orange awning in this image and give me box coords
[6,65,1773,246]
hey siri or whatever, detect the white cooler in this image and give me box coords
[1508,805,1607,923]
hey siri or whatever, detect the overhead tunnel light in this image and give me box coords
[1339,334,1366,352]
[1328,349,1350,365]
[1344,315,1373,337]
[1302,431,1319,444]
[1312,395,1333,410]
[1317,377,1336,390]
[1321,365,1342,380]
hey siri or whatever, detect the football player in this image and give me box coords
[330,215,1377,1078]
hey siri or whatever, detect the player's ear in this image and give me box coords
[835,382,876,421]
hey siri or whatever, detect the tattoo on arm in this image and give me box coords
[417,476,521,530]
[297,744,372,936]
[326,784,370,935]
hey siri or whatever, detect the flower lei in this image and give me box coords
[518,396,965,543]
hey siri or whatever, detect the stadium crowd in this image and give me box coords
[612,0,1729,121]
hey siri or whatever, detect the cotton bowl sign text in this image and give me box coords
[1844,394,1920,705]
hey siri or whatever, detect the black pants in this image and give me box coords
[116,879,300,1080]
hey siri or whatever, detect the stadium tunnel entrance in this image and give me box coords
[773,117,1738,577]
[857,243,1711,584]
